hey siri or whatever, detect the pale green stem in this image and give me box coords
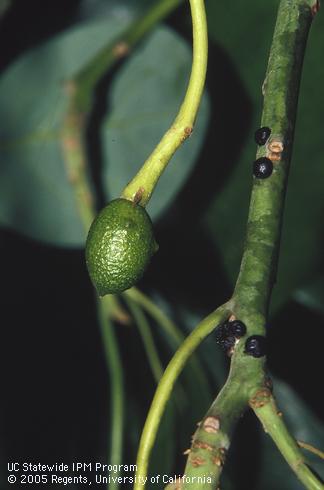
[125,287,184,346]
[123,295,164,382]
[133,302,231,490]
[121,0,208,206]
[98,298,124,490]
[252,393,324,490]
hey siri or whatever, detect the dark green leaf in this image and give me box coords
[103,26,210,220]
[77,0,151,21]
[294,276,324,315]
[0,19,209,245]
[0,11,148,246]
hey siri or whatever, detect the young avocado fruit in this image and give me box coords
[85,198,158,296]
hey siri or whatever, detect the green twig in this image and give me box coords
[297,441,324,461]
[182,383,247,489]
[125,288,185,346]
[121,0,208,206]
[251,391,323,490]
[133,302,231,490]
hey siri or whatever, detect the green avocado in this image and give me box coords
[85,198,158,296]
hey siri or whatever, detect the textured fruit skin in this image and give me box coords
[85,198,157,296]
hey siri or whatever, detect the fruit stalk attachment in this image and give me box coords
[121,0,208,207]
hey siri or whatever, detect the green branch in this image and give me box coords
[121,0,208,206]
[233,0,316,319]
[251,390,323,490]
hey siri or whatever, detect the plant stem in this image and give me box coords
[183,384,247,489]
[123,295,164,383]
[98,298,124,490]
[251,391,323,490]
[125,288,184,346]
[121,0,208,206]
[233,0,316,321]
[133,302,231,490]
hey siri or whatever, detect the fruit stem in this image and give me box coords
[61,0,184,233]
[121,0,208,206]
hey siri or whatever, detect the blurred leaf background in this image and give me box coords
[1,1,323,489]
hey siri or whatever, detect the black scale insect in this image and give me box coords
[244,335,266,358]
[215,319,247,353]
[253,127,273,179]
[254,126,271,146]
[253,157,273,179]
